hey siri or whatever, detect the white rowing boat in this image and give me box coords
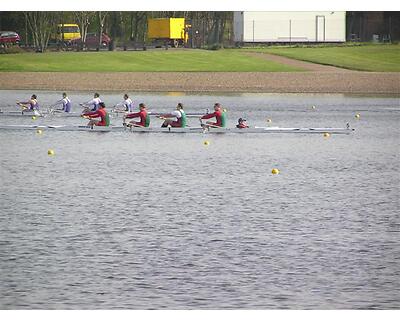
[0,124,355,134]
[0,110,83,118]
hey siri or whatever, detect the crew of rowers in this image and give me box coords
[17,93,71,114]
[18,93,249,129]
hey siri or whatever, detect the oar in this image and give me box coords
[80,104,93,114]
[16,103,43,117]
[199,118,220,130]
[122,116,130,127]
[111,103,127,113]
[16,102,28,111]
[47,102,64,115]
[113,108,128,114]
[199,118,208,131]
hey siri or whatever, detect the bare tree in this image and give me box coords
[24,12,56,52]
[97,11,108,50]
[74,11,95,50]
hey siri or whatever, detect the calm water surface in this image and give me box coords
[0,91,399,309]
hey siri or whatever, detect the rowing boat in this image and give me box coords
[0,110,83,117]
[0,124,114,131]
[0,124,355,134]
[147,112,205,117]
[0,110,205,118]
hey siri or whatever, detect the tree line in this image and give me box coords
[0,11,234,52]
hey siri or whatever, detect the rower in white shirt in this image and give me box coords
[122,94,134,112]
[157,103,187,128]
[80,92,102,112]
[52,92,72,113]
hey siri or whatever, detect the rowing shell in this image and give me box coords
[0,111,121,118]
[0,124,354,134]
[0,110,205,118]
[0,111,84,118]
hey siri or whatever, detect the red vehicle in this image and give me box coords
[0,31,20,45]
[71,33,111,48]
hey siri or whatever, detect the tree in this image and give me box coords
[24,12,56,52]
[130,12,147,43]
[74,11,95,50]
[97,11,108,50]
[207,12,232,48]
[108,12,124,41]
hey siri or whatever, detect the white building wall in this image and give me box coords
[235,11,346,43]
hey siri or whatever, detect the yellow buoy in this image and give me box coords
[32,116,37,120]
[266,118,272,123]
[323,132,330,138]
[204,140,210,146]
[223,109,227,113]
[355,113,360,119]
[47,149,55,156]
[312,105,316,110]
[36,129,42,135]
[271,168,280,175]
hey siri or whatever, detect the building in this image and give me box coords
[234,11,346,44]
[346,11,400,42]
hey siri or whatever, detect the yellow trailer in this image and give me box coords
[147,18,189,47]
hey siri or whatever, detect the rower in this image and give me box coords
[157,103,187,128]
[17,94,40,114]
[200,103,226,128]
[81,92,102,112]
[60,93,72,112]
[122,94,134,112]
[82,102,110,127]
[124,103,150,127]
[236,118,249,128]
[53,92,72,113]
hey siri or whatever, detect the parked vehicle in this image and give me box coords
[70,33,111,48]
[53,24,81,44]
[147,18,190,47]
[0,31,20,45]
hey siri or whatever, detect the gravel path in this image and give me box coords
[0,71,398,94]
[244,52,354,72]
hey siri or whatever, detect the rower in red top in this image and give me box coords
[124,103,150,127]
[200,103,227,128]
[236,118,249,128]
[82,102,110,127]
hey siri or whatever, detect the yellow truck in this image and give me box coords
[147,18,189,47]
[54,24,81,43]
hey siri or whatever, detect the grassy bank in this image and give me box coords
[244,44,400,72]
[0,50,303,72]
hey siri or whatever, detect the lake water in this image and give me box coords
[0,90,399,309]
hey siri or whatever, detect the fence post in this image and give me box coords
[252,20,255,45]
[289,19,292,43]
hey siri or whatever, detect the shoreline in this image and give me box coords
[0,72,399,94]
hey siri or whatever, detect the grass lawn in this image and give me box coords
[0,49,303,72]
[243,44,400,72]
